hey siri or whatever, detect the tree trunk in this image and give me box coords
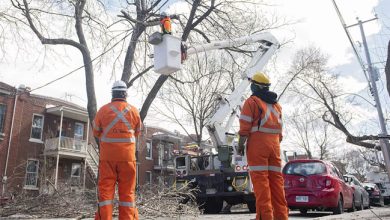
[82,51,97,123]
[140,75,169,121]
[121,22,146,83]
[385,40,390,98]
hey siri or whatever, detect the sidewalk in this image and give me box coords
[313,207,390,220]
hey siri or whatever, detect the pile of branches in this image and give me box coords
[0,183,96,219]
[0,181,201,219]
[137,183,201,219]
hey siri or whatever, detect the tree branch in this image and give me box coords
[17,0,84,51]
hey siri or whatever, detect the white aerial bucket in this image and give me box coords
[154,34,181,75]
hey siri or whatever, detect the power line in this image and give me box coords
[331,0,372,91]
[29,32,141,92]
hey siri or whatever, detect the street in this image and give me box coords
[190,206,389,220]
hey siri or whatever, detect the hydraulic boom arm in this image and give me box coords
[187,32,279,149]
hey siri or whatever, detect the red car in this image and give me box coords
[283,159,354,214]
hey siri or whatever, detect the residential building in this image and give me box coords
[136,126,184,187]
[0,82,98,197]
[0,81,195,197]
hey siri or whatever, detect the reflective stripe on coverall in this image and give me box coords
[93,99,141,220]
[239,96,288,220]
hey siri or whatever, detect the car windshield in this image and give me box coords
[283,162,326,176]
[363,183,376,190]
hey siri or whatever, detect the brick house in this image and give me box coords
[0,82,98,197]
[136,126,186,187]
[0,81,194,197]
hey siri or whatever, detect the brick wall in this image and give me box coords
[137,126,184,186]
[0,83,94,196]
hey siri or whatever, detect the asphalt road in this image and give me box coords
[192,206,386,220]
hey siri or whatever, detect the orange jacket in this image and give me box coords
[93,99,141,161]
[160,17,172,34]
[239,96,282,138]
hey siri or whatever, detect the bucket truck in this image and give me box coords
[152,31,279,213]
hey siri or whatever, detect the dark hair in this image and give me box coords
[112,91,127,99]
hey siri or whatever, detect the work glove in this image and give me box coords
[238,136,247,156]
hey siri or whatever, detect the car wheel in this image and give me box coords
[347,196,355,212]
[357,196,363,211]
[299,209,308,214]
[333,196,344,215]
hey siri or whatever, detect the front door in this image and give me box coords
[74,122,84,150]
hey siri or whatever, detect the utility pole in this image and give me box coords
[349,17,390,179]
[331,0,390,179]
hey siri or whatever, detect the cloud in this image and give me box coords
[273,0,380,68]
[338,75,368,93]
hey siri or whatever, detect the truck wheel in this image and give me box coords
[247,201,256,213]
[333,196,343,215]
[202,198,223,214]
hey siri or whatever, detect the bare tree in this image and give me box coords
[7,0,291,124]
[343,149,371,182]
[156,52,239,145]
[287,46,381,150]
[287,104,333,160]
[9,0,112,122]
[386,40,390,98]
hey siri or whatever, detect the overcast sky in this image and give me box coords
[0,0,389,143]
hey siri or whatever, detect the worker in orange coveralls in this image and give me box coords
[238,72,288,220]
[93,80,141,220]
[160,12,172,35]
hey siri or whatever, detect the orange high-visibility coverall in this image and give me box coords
[160,17,172,34]
[93,98,141,220]
[239,95,288,220]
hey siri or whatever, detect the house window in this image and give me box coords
[146,141,152,160]
[0,104,6,134]
[145,171,152,185]
[25,159,39,188]
[71,163,81,185]
[30,114,44,140]
[74,122,84,151]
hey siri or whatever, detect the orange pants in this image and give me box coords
[95,161,138,220]
[247,133,288,220]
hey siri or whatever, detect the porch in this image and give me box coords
[43,105,92,190]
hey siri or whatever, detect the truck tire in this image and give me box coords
[247,201,256,213]
[201,198,223,214]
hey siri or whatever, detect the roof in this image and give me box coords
[31,94,86,111]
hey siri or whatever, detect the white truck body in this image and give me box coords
[366,171,390,200]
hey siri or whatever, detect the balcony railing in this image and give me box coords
[44,137,87,156]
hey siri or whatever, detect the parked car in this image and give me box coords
[362,182,385,206]
[283,159,354,215]
[343,174,370,210]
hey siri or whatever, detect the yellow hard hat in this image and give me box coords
[251,72,270,86]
